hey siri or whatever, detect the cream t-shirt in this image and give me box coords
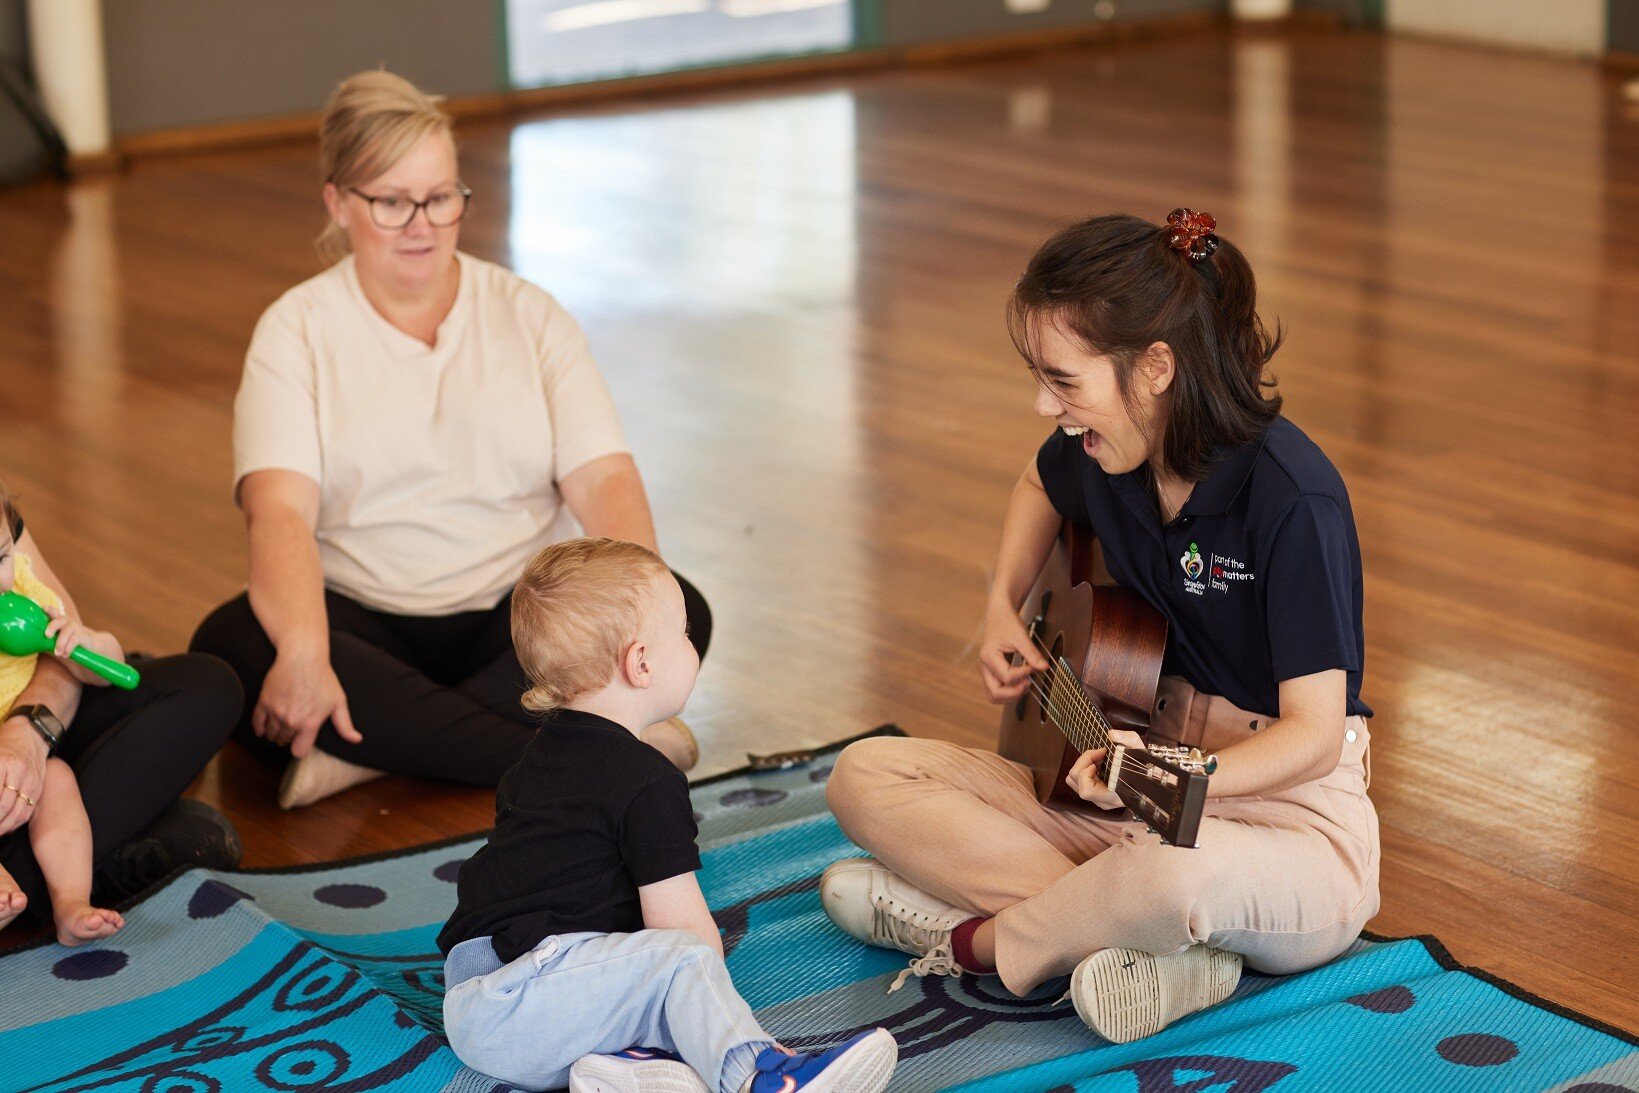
[233,253,629,616]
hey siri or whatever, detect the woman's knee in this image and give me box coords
[188,593,263,659]
[1234,918,1363,975]
[825,736,924,830]
[143,654,247,745]
[181,654,246,741]
[826,738,884,816]
[1079,842,1210,941]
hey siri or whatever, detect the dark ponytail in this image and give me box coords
[1007,213,1282,483]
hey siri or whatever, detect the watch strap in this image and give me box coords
[8,704,61,752]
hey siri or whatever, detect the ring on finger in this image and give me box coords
[2,783,32,807]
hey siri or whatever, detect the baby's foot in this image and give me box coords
[55,902,124,947]
[0,887,27,932]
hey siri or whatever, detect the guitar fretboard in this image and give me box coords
[1046,658,1114,755]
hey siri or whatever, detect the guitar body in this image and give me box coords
[998,523,1170,810]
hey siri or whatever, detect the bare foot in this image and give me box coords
[55,902,124,947]
[0,887,26,932]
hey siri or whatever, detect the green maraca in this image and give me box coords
[0,591,140,690]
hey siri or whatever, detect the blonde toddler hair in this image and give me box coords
[316,70,454,262]
[512,538,671,714]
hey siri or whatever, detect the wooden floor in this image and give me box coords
[1,25,1636,1032]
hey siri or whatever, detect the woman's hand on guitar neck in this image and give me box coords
[1066,730,1147,809]
[979,598,1050,703]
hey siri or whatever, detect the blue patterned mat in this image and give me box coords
[0,726,1634,1092]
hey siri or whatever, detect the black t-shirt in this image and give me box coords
[1036,415,1371,720]
[436,709,702,962]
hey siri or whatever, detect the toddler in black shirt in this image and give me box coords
[438,538,897,1093]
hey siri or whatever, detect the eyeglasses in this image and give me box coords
[348,184,472,229]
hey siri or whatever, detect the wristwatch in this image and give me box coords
[7,704,64,754]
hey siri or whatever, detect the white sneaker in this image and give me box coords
[819,857,973,992]
[277,750,386,810]
[570,1048,707,1093]
[1070,944,1243,1043]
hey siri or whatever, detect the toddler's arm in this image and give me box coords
[639,872,723,958]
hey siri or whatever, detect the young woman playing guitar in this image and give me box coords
[820,210,1380,1043]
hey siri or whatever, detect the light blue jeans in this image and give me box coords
[442,930,777,1093]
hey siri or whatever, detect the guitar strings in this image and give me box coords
[1020,674,1155,785]
[1025,630,1116,748]
[1035,638,1134,752]
[1017,628,1193,791]
[1022,671,1166,789]
[1023,675,1104,754]
[1018,637,1096,738]
[1023,631,1180,773]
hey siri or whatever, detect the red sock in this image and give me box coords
[951,917,996,974]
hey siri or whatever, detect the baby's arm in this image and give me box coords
[639,872,723,958]
[19,529,124,685]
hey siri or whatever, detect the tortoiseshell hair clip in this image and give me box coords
[1166,208,1219,262]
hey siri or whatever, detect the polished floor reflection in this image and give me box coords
[0,26,1634,1032]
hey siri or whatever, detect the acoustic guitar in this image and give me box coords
[998,523,1216,848]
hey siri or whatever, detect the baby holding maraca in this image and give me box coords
[0,480,138,944]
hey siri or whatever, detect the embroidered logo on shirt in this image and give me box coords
[1180,542,1204,580]
[1208,553,1255,594]
[1181,542,1207,596]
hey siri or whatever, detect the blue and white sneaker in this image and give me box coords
[744,1029,897,1093]
[569,1047,708,1093]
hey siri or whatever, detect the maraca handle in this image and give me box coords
[68,646,141,690]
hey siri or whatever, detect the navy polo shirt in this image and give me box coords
[1036,416,1371,720]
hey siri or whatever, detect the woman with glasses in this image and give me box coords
[191,71,710,809]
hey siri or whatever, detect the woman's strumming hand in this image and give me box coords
[978,597,1050,704]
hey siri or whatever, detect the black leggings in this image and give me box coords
[189,575,713,787]
[0,654,243,913]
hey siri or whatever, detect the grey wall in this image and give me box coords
[1611,0,1639,52]
[1295,0,1382,24]
[878,0,1220,49]
[104,0,1403,138]
[1,0,26,66]
[102,1,503,136]
[1,0,50,183]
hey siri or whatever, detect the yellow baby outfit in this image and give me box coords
[0,552,64,713]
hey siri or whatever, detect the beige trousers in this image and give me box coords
[827,676,1380,996]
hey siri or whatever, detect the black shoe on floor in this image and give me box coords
[92,799,243,905]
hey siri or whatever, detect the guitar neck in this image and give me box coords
[1042,662,1115,762]
[1036,653,1212,847]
